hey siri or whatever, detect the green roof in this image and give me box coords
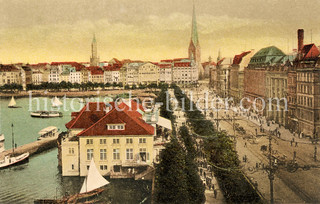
[249,46,286,65]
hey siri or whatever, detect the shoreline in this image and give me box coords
[0,89,157,99]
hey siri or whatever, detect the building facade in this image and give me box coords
[60,101,156,178]
[138,62,159,85]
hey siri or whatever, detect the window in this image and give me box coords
[139,138,146,143]
[71,164,74,170]
[87,149,93,160]
[100,149,107,160]
[113,149,120,160]
[126,148,133,160]
[139,148,149,162]
[100,139,106,144]
[126,138,133,144]
[113,139,120,144]
[87,165,90,170]
[108,124,125,130]
[69,148,74,154]
[100,165,107,170]
[86,139,93,145]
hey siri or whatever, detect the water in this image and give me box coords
[0,96,151,204]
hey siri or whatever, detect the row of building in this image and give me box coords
[0,57,199,88]
[208,29,320,139]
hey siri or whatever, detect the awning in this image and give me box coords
[157,116,172,130]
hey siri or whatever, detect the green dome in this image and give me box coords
[249,46,286,65]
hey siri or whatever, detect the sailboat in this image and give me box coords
[52,96,63,107]
[0,134,5,153]
[8,96,20,108]
[64,159,109,203]
[0,124,29,169]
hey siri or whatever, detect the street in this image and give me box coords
[184,84,320,203]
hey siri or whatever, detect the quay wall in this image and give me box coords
[0,136,58,160]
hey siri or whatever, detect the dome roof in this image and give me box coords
[249,46,286,66]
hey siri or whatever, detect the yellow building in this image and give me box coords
[0,64,21,86]
[138,62,159,85]
[60,101,156,178]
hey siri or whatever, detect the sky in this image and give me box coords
[0,0,320,64]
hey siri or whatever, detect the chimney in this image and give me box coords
[298,29,304,52]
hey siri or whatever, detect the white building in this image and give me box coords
[103,65,120,84]
[172,59,198,84]
[159,63,172,84]
[32,70,43,85]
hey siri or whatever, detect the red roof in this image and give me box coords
[77,107,154,136]
[0,65,19,72]
[301,44,320,60]
[159,64,172,68]
[233,51,251,65]
[87,66,104,75]
[173,62,191,67]
[160,59,173,63]
[65,102,107,129]
[103,64,121,71]
[65,100,152,136]
[51,62,85,71]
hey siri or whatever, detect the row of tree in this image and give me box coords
[173,85,262,203]
[154,87,205,203]
[0,83,23,92]
[1,81,179,92]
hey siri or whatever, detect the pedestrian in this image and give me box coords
[212,184,215,190]
[290,141,293,146]
[244,142,247,147]
[295,142,298,147]
[214,189,218,198]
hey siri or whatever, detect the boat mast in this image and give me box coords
[11,123,14,154]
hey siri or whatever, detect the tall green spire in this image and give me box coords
[93,33,96,43]
[191,2,199,46]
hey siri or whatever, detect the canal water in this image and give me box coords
[0,96,151,204]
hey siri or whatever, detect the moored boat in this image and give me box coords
[0,134,5,153]
[30,111,63,118]
[34,159,109,204]
[0,124,30,169]
[0,152,30,169]
[37,126,59,140]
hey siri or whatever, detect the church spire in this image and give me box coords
[90,33,99,66]
[191,2,199,46]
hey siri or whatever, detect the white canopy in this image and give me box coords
[157,116,172,130]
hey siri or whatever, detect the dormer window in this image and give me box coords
[107,124,125,130]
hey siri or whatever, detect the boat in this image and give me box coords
[8,96,21,108]
[37,126,58,140]
[0,124,29,169]
[65,158,109,203]
[0,134,5,153]
[0,152,30,169]
[30,111,63,118]
[52,96,63,107]
[34,159,109,204]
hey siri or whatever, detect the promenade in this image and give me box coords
[0,136,58,160]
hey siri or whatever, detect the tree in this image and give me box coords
[154,139,189,203]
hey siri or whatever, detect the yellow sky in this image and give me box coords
[0,0,319,64]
